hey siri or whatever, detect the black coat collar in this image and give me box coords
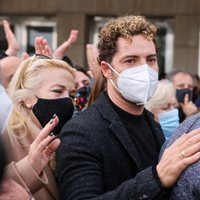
[94,92,165,170]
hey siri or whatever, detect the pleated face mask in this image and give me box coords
[108,63,158,105]
[158,108,180,139]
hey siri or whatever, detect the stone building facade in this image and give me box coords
[0,0,200,76]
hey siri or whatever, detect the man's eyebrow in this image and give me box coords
[147,54,157,57]
[119,55,138,61]
[119,54,157,61]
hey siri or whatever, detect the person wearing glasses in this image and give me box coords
[2,53,76,200]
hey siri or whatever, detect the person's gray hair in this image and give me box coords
[166,69,193,82]
[145,79,176,112]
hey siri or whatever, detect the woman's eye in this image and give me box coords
[52,90,62,93]
[161,106,168,110]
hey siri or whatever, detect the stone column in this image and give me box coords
[57,12,87,66]
[173,15,200,74]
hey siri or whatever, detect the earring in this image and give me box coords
[26,104,32,109]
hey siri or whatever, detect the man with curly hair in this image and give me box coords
[57,15,200,200]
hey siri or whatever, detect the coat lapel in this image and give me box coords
[94,93,144,170]
[145,110,165,151]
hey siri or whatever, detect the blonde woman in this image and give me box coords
[3,54,76,199]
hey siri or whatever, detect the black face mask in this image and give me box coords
[74,86,91,111]
[33,97,74,135]
[176,88,193,103]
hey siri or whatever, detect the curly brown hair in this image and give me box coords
[97,15,158,64]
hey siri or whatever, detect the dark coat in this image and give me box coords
[56,93,167,200]
[159,112,200,200]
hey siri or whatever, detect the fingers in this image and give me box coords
[86,44,100,78]
[3,20,12,39]
[35,36,53,57]
[45,138,60,157]
[21,52,29,60]
[28,115,60,174]
[33,114,59,145]
[183,93,189,103]
[3,19,20,55]
[173,128,200,147]
[182,142,200,158]
[35,36,43,54]
[157,128,200,187]
[36,133,58,153]
[180,151,200,168]
[68,30,79,44]
[42,39,53,58]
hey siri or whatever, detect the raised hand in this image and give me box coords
[54,30,79,59]
[86,44,100,79]
[3,20,20,56]
[34,36,53,58]
[28,114,60,174]
[157,128,200,188]
[181,93,198,116]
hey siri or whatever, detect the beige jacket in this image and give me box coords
[3,111,59,200]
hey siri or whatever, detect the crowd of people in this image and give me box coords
[1,15,200,200]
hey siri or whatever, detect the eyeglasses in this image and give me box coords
[28,53,51,67]
[26,53,51,71]
[34,54,51,59]
[20,54,51,89]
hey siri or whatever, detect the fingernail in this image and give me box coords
[49,119,54,124]
[49,132,54,136]
[52,114,57,119]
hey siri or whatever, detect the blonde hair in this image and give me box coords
[145,79,176,112]
[7,55,76,141]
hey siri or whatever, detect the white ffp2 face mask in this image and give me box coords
[0,85,12,133]
[108,63,158,105]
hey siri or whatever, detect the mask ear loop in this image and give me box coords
[106,63,120,76]
[106,62,123,95]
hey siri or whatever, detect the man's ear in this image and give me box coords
[100,61,113,79]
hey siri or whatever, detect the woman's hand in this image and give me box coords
[54,30,79,59]
[28,115,60,174]
[0,178,31,200]
[157,128,200,188]
[86,44,100,79]
[3,20,20,56]
[34,36,54,58]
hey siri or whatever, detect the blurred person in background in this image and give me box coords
[0,56,22,89]
[145,79,179,139]
[167,69,198,122]
[73,64,91,112]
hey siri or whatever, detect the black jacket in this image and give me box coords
[56,93,167,200]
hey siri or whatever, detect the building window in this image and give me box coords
[0,17,56,56]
